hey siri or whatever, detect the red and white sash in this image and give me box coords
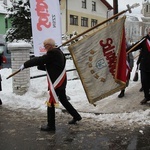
[46,68,66,107]
[146,39,150,52]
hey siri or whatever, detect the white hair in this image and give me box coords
[43,38,55,46]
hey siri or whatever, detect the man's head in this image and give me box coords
[43,38,56,51]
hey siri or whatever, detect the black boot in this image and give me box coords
[118,90,125,98]
[0,99,2,105]
[40,124,55,131]
[41,105,56,131]
[68,116,82,124]
[140,98,148,105]
[139,87,143,92]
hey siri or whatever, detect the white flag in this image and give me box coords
[30,0,62,56]
[68,17,126,105]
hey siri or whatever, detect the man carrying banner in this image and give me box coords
[19,38,82,132]
[128,27,150,105]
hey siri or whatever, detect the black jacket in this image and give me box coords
[24,48,67,89]
[129,35,150,72]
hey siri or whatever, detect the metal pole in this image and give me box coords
[113,0,118,15]
[66,0,68,33]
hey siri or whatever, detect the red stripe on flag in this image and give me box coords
[116,28,128,83]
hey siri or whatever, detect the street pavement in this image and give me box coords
[0,106,150,150]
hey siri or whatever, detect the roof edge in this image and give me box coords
[101,0,113,10]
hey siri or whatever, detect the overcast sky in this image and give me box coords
[107,0,143,15]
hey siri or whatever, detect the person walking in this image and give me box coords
[19,38,82,132]
[129,28,150,105]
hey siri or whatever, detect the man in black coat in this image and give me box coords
[129,28,150,105]
[20,38,82,131]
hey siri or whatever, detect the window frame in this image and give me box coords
[82,0,86,9]
[5,18,8,29]
[92,1,96,11]
[70,15,78,26]
[91,19,97,27]
[81,17,88,27]
[146,5,149,12]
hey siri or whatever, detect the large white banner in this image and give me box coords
[30,0,62,56]
[68,17,127,105]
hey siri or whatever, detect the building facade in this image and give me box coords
[60,0,112,37]
[0,0,112,39]
[125,0,150,43]
[142,0,150,17]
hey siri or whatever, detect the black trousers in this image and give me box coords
[47,88,81,128]
[141,70,150,100]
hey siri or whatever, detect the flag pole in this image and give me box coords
[127,37,146,54]
[59,3,140,48]
[6,69,21,79]
[6,4,140,80]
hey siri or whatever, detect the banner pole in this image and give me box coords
[59,3,140,48]
[6,69,21,79]
[127,38,146,54]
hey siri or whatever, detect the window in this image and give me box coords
[82,0,86,9]
[81,17,88,27]
[92,1,96,11]
[5,18,8,29]
[91,19,97,27]
[146,5,149,12]
[70,15,78,25]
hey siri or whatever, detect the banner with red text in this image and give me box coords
[68,17,127,104]
[30,0,61,56]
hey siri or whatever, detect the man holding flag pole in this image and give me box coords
[127,27,150,105]
[23,0,82,131]
[19,38,82,131]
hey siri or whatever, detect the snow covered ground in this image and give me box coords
[0,59,150,130]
